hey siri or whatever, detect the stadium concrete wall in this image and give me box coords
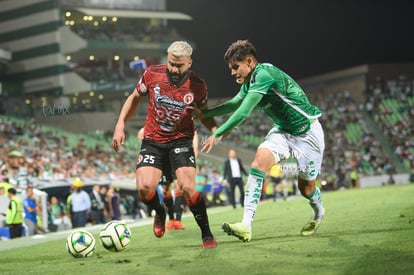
[359,173,410,188]
[34,111,118,133]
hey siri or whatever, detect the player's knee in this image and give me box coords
[252,148,275,172]
[180,183,195,195]
[137,181,156,194]
[251,159,272,172]
[298,178,315,196]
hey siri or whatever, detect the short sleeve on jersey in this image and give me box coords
[249,70,274,95]
[136,82,147,96]
[136,70,149,96]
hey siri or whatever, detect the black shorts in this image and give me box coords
[136,138,196,177]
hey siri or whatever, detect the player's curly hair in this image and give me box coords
[224,40,257,63]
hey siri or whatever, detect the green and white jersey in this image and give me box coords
[238,63,321,135]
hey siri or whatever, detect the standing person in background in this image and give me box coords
[210,170,225,206]
[70,178,91,228]
[23,186,38,235]
[66,186,74,227]
[48,195,70,231]
[112,41,218,248]
[89,184,106,224]
[223,149,248,209]
[0,186,9,227]
[201,40,325,242]
[0,176,13,194]
[107,186,121,221]
[6,188,23,239]
[99,185,109,220]
[6,150,29,188]
[269,163,285,201]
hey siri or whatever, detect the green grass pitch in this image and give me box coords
[1,184,413,275]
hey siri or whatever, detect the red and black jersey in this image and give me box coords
[136,64,208,143]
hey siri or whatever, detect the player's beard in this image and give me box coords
[168,71,184,85]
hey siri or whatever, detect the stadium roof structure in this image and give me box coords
[74,8,192,21]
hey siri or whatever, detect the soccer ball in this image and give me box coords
[99,221,131,252]
[66,230,96,258]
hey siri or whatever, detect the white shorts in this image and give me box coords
[258,120,325,181]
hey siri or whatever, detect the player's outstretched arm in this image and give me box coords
[201,92,263,153]
[203,95,242,118]
[112,89,143,152]
[195,100,218,133]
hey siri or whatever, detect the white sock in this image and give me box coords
[306,186,323,219]
[241,168,265,230]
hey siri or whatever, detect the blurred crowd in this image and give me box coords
[1,73,414,238]
[0,117,134,184]
[365,75,414,167]
[198,75,414,189]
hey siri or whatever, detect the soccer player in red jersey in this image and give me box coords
[112,41,218,248]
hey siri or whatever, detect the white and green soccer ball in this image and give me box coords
[99,221,131,252]
[66,229,96,258]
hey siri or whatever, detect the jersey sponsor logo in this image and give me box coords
[153,84,190,132]
[174,147,190,154]
[154,85,187,110]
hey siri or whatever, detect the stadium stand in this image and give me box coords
[0,0,193,116]
[1,1,414,238]
[366,75,414,171]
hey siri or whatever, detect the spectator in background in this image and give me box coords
[66,186,74,227]
[0,186,9,227]
[89,184,106,224]
[223,149,248,208]
[23,186,38,235]
[6,188,23,239]
[48,195,70,231]
[210,170,225,206]
[99,185,109,219]
[0,176,12,194]
[269,163,285,201]
[107,186,121,221]
[70,178,91,228]
[6,150,29,188]
[0,168,8,182]
[349,169,359,188]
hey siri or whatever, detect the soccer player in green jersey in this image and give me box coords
[201,40,325,242]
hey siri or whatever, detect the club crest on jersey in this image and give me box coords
[183,93,194,104]
[139,83,147,94]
